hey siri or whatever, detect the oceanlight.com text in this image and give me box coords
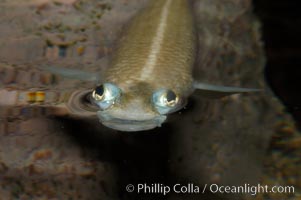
[125,183,295,196]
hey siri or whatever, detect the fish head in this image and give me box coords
[91,82,185,132]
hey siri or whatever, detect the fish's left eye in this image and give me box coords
[92,83,121,110]
[152,89,180,114]
[165,90,178,106]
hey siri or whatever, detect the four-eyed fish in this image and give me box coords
[44,0,260,132]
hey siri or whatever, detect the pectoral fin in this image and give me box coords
[193,82,261,98]
[39,65,99,82]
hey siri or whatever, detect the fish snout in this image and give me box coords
[96,104,167,131]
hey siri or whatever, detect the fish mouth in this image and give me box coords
[97,111,167,132]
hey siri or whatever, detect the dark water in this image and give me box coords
[57,117,170,200]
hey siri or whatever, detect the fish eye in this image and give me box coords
[165,90,178,106]
[92,83,121,110]
[152,89,180,114]
[92,85,105,101]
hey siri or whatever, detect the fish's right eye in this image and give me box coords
[92,85,105,101]
[92,83,121,110]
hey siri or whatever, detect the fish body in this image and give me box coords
[96,0,197,131]
[105,0,196,96]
